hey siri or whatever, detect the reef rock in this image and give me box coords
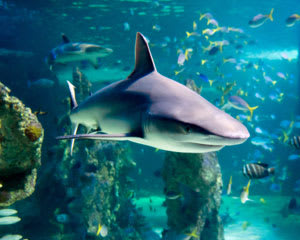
[162,152,224,240]
[0,82,43,206]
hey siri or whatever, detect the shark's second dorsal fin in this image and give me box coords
[127,32,156,80]
[62,33,70,44]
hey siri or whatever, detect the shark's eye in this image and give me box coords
[185,126,191,134]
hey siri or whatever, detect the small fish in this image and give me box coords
[288,154,300,161]
[199,12,213,21]
[185,228,199,238]
[224,96,258,120]
[193,21,197,31]
[207,18,219,27]
[254,93,265,101]
[174,68,185,75]
[56,213,69,223]
[186,31,200,38]
[184,48,193,60]
[227,176,232,195]
[96,223,108,237]
[197,73,209,83]
[277,72,287,80]
[286,14,300,27]
[240,180,251,204]
[166,191,182,200]
[0,209,17,217]
[242,221,251,230]
[270,183,281,192]
[263,74,276,85]
[123,22,130,31]
[201,59,207,65]
[260,198,266,204]
[33,109,48,116]
[208,46,219,55]
[289,136,300,149]
[202,28,219,36]
[223,58,237,64]
[243,163,275,179]
[0,235,22,240]
[251,136,272,146]
[28,78,55,88]
[152,24,161,31]
[177,51,186,66]
[222,82,236,96]
[228,27,244,33]
[249,8,274,28]
[0,216,21,225]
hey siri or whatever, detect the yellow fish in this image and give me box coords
[96,224,102,236]
[242,221,251,230]
[240,180,251,204]
[193,21,197,31]
[184,48,193,60]
[201,59,207,65]
[185,228,198,238]
[260,198,266,204]
[186,31,200,38]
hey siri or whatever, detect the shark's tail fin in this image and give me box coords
[67,80,78,155]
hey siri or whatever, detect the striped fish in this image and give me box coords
[290,136,300,149]
[243,163,275,179]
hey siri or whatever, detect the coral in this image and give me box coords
[0,81,43,206]
[162,152,224,240]
[25,122,43,142]
[42,70,144,239]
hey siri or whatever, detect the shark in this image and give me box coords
[46,34,113,70]
[57,32,250,155]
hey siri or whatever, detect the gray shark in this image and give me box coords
[57,32,249,154]
[46,34,113,69]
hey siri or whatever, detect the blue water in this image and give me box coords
[0,0,300,239]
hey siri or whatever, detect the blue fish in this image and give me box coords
[199,73,209,83]
[270,183,281,192]
[288,154,300,161]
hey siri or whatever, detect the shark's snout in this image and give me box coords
[194,109,250,146]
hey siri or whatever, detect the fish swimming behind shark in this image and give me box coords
[46,34,113,70]
[57,32,250,155]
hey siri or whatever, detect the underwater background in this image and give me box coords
[0,0,300,239]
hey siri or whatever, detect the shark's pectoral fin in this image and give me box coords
[89,58,100,69]
[57,133,138,141]
[70,123,79,156]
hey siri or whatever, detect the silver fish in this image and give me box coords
[0,209,17,217]
[0,216,21,225]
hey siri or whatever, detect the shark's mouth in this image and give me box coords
[182,134,248,148]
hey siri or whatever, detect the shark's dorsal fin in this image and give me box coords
[127,32,156,80]
[62,33,70,44]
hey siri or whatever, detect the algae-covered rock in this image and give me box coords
[50,70,144,239]
[0,81,43,206]
[162,152,224,240]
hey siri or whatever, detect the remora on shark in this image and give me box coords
[57,32,250,154]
